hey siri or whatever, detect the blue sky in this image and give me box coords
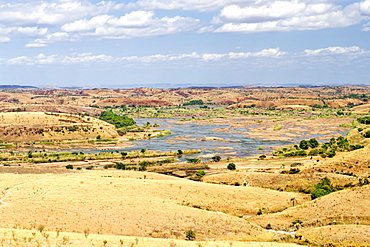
[0,0,369,88]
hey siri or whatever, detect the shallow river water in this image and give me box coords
[125,118,292,160]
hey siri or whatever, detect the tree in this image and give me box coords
[99,111,136,128]
[364,131,370,138]
[290,197,297,206]
[227,163,236,170]
[299,140,309,150]
[66,164,74,169]
[308,138,319,148]
[212,156,221,162]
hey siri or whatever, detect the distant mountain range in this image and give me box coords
[0,85,38,89]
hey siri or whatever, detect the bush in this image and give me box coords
[227,163,236,170]
[299,140,309,149]
[186,158,201,163]
[212,156,221,162]
[65,164,74,169]
[311,177,334,199]
[326,149,336,158]
[357,116,370,124]
[185,230,196,240]
[308,138,319,148]
[195,170,206,177]
[259,154,267,160]
[364,130,370,138]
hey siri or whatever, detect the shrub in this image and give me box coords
[311,177,334,199]
[196,170,206,177]
[212,156,221,162]
[273,124,282,131]
[227,163,236,170]
[308,138,319,148]
[186,158,201,163]
[364,130,370,138]
[326,149,336,158]
[299,140,309,149]
[185,230,196,240]
[259,154,267,160]
[65,164,74,169]
[357,116,370,124]
[288,168,300,174]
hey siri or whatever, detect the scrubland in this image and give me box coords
[0,86,370,246]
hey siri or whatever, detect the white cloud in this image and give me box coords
[214,0,368,33]
[2,46,369,67]
[304,46,364,56]
[0,26,48,42]
[360,0,370,15]
[363,22,370,31]
[26,32,76,47]
[62,11,155,32]
[61,11,200,39]
[126,0,248,12]
[202,48,286,61]
[0,0,123,26]
[62,53,121,63]
[0,36,10,43]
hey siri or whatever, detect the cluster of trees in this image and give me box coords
[311,177,336,199]
[99,111,136,128]
[299,138,319,149]
[357,116,370,124]
[183,100,204,106]
[274,136,363,158]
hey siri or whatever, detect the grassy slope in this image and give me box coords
[296,225,370,246]
[0,112,119,142]
[0,170,310,242]
[203,172,358,193]
[0,228,307,247]
[249,184,370,230]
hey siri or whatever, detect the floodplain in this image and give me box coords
[0,85,370,246]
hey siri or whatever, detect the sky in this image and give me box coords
[0,0,370,88]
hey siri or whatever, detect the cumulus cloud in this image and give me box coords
[0,0,123,26]
[61,11,200,39]
[1,46,369,70]
[304,46,365,56]
[202,48,286,61]
[214,0,369,33]
[26,32,76,47]
[0,48,288,66]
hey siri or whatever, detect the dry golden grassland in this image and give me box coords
[296,225,370,247]
[0,228,307,247]
[203,172,358,193]
[302,144,370,177]
[0,112,118,142]
[0,170,310,242]
[249,184,370,230]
